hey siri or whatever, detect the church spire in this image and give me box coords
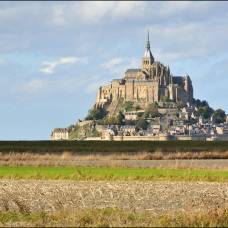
[146,30,150,50]
[143,30,154,65]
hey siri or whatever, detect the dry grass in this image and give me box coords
[0,180,227,213]
[0,180,227,226]
[0,208,227,227]
[0,150,228,167]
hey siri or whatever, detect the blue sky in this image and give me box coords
[1,1,228,140]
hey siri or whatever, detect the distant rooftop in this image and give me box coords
[173,76,185,86]
[52,128,68,133]
[125,68,141,73]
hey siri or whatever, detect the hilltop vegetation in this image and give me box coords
[68,122,101,140]
[193,98,226,123]
[85,107,107,121]
[83,98,226,125]
[67,97,226,140]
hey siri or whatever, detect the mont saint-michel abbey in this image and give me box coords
[96,33,193,109]
[51,33,228,141]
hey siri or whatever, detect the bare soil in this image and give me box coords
[0,180,227,215]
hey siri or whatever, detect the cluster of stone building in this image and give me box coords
[50,128,69,140]
[50,32,227,141]
[83,102,228,141]
[51,101,228,141]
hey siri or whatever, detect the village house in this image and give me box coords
[51,128,69,140]
[124,110,144,121]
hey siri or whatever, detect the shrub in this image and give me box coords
[85,107,107,120]
[144,103,160,118]
[123,101,134,112]
[136,119,148,131]
[214,109,226,124]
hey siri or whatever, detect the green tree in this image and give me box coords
[144,103,159,118]
[193,99,209,109]
[193,99,203,107]
[196,106,214,119]
[123,101,134,112]
[85,107,107,120]
[67,124,75,131]
[135,105,141,111]
[214,109,226,124]
[193,99,214,119]
[136,119,148,131]
[102,111,124,125]
[116,111,125,125]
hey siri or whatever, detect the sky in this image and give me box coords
[1,1,228,140]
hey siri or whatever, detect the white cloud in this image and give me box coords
[40,56,87,74]
[158,1,193,17]
[111,2,145,19]
[47,1,219,28]
[50,1,147,26]
[74,1,114,24]
[101,57,141,77]
[126,57,140,69]
[51,5,66,26]
[101,57,124,69]
[0,5,26,21]
[20,79,46,95]
[102,57,140,70]
[144,18,228,62]
[158,1,217,17]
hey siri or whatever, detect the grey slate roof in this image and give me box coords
[173,76,184,86]
[125,68,141,73]
[52,128,68,133]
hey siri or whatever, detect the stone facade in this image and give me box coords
[51,128,69,140]
[125,110,145,121]
[95,33,193,109]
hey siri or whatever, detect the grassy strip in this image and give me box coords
[0,166,227,181]
[1,151,228,163]
[0,208,227,227]
[1,140,228,153]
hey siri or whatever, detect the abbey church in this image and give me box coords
[95,33,193,109]
[51,32,228,141]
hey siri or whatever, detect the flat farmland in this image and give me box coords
[0,180,227,227]
[1,180,227,213]
[0,167,227,227]
[0,141,228,227]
